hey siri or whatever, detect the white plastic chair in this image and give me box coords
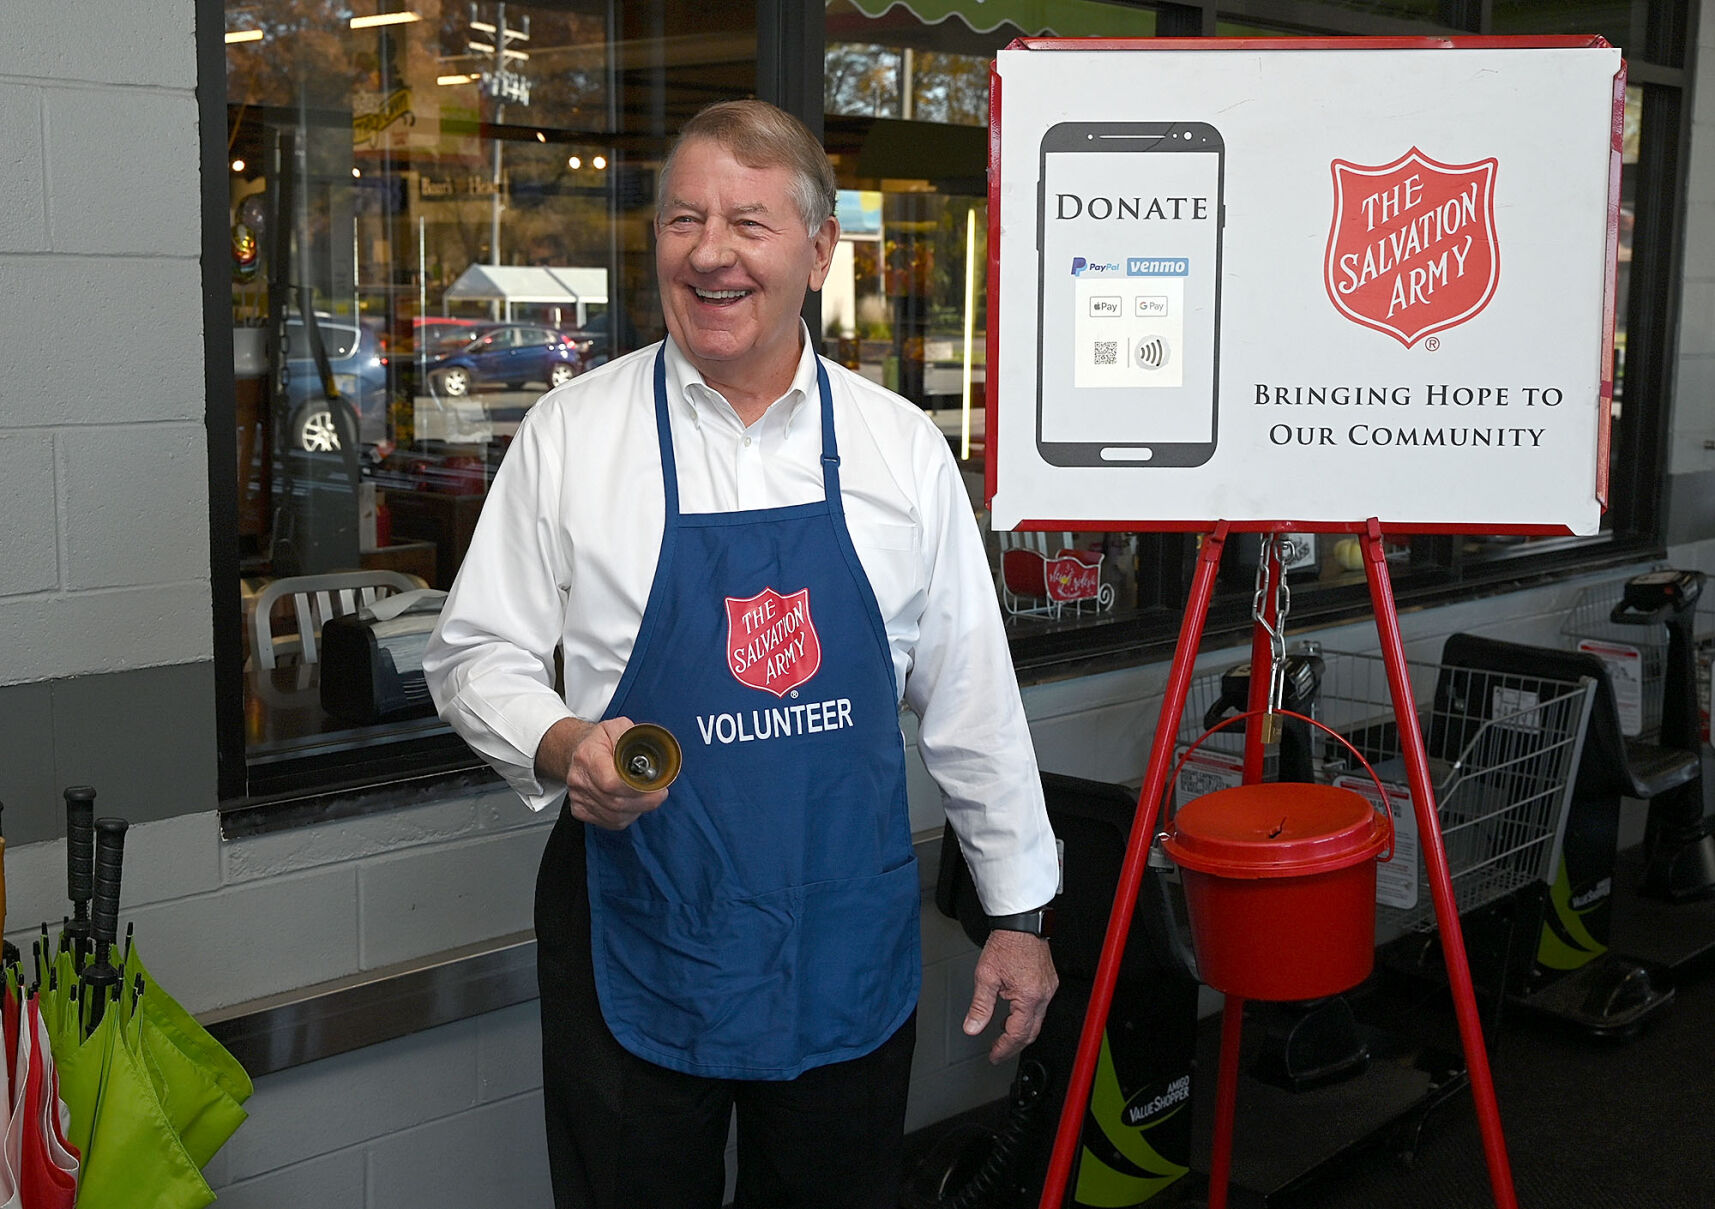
[248,570,421,670]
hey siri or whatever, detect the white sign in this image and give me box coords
[1174,750,1244,810]
[989,40,1622,533]
[1335,773,1419,910]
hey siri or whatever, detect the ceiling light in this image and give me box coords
[224,29,263,43]
[568,156,581,169]
[231,158,246,173]
[592,156,607,170]
[350,12,421,30]
[437,73,478,86]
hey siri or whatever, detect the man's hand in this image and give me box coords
[538,716,668,830]
[962,929,1058,1064]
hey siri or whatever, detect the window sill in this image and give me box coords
[221,755,499,839]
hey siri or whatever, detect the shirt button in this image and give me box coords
[743,436,752,447]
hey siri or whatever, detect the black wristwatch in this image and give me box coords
[986,905,1055,938]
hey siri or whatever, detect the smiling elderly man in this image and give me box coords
[424,98,1058,1209]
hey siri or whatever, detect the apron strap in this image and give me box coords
[653,342,843,509]
[816,358,842,496]
[652,346,681,521]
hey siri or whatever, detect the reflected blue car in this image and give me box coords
[282,319,390,451]
[429,323,584,397]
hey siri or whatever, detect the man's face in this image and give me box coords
[655,138,837,395]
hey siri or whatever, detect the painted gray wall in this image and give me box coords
[1,2,1713,1205]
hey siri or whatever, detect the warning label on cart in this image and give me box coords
[1335,775,1418,910]
[1175,751,1244,810]
[1577,639,1644,736]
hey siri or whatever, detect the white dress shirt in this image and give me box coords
[424,331,1058,915]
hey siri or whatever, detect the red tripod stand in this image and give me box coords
[1036,518,1519,1209]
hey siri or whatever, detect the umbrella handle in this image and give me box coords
[65,786,96,914]
[0,801,15,971]
[92,817,127,951]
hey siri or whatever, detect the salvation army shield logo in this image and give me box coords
[725,586,822,697]
[1325,148,1499,347]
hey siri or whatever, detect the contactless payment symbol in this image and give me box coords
[1325,147,1499,348]
[725,586,822,697]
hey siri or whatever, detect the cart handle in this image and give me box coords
[1161,707,1395,863]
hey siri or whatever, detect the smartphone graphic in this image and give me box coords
[1036,122,1224,467]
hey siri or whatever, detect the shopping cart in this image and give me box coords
[1175,648,1596,936]
[1560,575,1715,744]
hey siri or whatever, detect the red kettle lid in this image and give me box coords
[1163,782,1389,878]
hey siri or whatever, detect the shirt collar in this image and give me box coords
[663,322,818,433]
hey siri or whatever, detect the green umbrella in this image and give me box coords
[52,983,111,1162]
[69,984,213,1209]
[119,946,250,1167]
[32,795,254,1205]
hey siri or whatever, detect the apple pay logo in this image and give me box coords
[1088,296,1122,317]
[1136,296,1170,318]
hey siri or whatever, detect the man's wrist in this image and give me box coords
[534,716,594,783]
[985,905,1055,938]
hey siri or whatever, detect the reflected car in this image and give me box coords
[282,319,389,451]
[562,310,637,369]
[412,316,486,354]
[429,323,584,397]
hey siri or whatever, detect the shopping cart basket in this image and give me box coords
[1560,576,1715,743]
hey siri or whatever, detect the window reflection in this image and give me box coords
[823,0,1170,635]
[226,0,747,774]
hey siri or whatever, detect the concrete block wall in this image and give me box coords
[0,0,217,843]
[0,1,210,681]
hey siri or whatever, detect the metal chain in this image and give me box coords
[1250,534,1293,714]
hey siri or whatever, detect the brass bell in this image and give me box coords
[613,723,682,792]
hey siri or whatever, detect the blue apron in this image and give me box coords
[585,346,921,1080]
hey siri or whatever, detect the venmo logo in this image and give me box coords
[1128,258,1190,276]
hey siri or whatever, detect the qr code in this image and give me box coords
[1093,340,1118,366]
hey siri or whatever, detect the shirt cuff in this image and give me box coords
[451,689,578,813]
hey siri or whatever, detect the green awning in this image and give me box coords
[844,0,1157,38]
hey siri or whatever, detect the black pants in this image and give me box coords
[536,807,917,1209]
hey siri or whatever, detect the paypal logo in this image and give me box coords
[1072,257,1123,276]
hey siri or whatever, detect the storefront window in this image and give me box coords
[208,0,1688,804]
[1491,2,1646,53]
[222,0,756,797]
